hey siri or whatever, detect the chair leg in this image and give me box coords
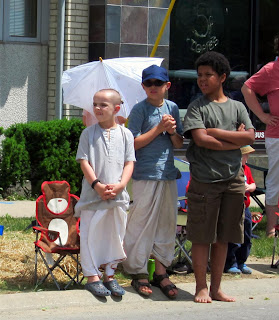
[34,248,83,290]
[36,250,62,290]
[34,246,38,285]
[175,237,192,266]
[60,254,83,289]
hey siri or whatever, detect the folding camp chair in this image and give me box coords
[247,163,268,230]
[33,181,83,290]
[168,158,193,274]
[173,205,193,273]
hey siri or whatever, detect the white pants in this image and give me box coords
[265,138,279,206]
[80,207,127,277]
[122,180,177,277]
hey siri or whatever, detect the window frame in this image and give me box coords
[0,1,3,41]
[2,0,45,43]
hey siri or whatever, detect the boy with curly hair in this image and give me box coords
[184,51,255,303]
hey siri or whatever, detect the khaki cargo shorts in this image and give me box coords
[186,168,245,244]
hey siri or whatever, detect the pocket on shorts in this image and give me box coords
[187,192,206,223]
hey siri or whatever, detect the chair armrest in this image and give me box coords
[246,163,268,172]
[33,226,60,242]
[247,163,268,188]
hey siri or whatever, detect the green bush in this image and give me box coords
[0,119,85,196]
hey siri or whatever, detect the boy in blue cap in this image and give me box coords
[123,65,183,299]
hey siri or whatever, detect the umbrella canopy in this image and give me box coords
[62,57,163,120]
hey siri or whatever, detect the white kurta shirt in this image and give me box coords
[75,123,135,216]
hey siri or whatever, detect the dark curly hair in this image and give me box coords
[274,34,279,55]
[195,51,231,80]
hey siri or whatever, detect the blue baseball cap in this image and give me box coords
[142,65,169,82]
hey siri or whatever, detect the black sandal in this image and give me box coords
[131,279,152,296]
[151,273,178,299]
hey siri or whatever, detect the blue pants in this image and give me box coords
[225,207,252,270]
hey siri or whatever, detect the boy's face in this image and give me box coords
[142,78,171,101]
[93,91,120,123]
[197,65,226,96]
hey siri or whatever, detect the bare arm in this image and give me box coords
[162,114,183,148]
[170,133,184,149]
[134,124,164,150]
[191,128,241,150]
[206,127,255,146]
[80,159,97,185]
[106,161,134,196]
[134,114,183,150]
[246,182,256,193]
[80,159,112,200]
[241,84,279,126]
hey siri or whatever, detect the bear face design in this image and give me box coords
[35,181,80,253]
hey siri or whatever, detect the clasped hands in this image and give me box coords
[94,182,123,200]
[158,114,177,135]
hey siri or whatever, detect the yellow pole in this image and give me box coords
[150,0,177,57]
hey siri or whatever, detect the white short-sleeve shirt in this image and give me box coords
[75,123,135,216]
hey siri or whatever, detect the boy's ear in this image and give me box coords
[114,104,121,114]
[166,81,171,90]
[220,73,226,83]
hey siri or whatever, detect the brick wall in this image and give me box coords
[47,0,89,120]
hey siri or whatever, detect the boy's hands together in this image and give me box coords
[161,114,177,135]
[94,182,124,200]
[106,183,124,198]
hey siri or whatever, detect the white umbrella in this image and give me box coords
[62,57,163,120]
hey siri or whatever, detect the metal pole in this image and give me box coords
[150,0,176,57]
[55,0,65,119]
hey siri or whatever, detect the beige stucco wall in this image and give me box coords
[0,43,48,131]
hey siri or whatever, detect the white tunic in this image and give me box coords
[75,123,135,216]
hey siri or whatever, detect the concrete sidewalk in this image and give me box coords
[0,200,36,217]
[0,277,279,319]
[0,194,265,218]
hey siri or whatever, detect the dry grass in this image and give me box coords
[0,224,277,293]
[0,231,86,292]
[0,230,132,293]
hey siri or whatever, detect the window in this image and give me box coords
[169,0,251,109]
[9,0,38,38]
[0,0,49,43]
[0,1,3,40]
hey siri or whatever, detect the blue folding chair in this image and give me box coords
[168,158,192,274]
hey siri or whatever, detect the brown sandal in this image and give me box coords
[131,279,152,296]
[150,273,177,299]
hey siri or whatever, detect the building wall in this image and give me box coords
[47,0,89,120]
[89,0,171,69]
[47,0,170,121]
[0,43,48,130]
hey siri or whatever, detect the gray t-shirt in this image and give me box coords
[184,96,254,183]
[128,99,183,180]
[75,124,136,216]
